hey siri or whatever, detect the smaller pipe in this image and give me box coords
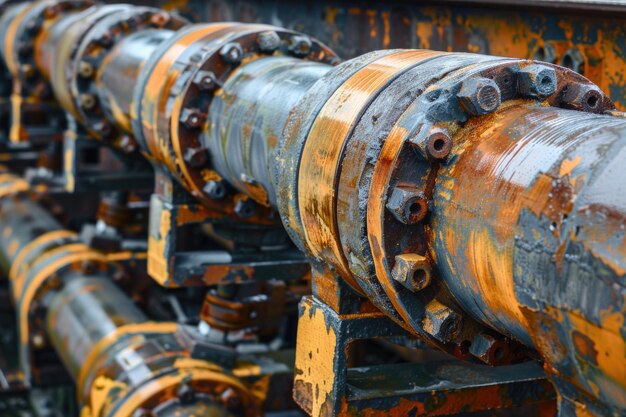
[98,28,175,133]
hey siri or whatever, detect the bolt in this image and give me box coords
[79,94,96,110]
[94,32,113,48]
[289,35,312,57]
[234,198,255,218]
[32,333,45,348]
[561,47,585,74]
[517,64,557,98]
[220,388,241,410]
[149,12,170,27]
[424,128,452,160]
[220,42,243,64]
[422,300,463,343]
[94,121,112,137]
[386,186,428,225]
[192,70,218,92]
[119,135,137,153]
[203,180,226,200]
[177,382,195,404]
[392,253,432,292]
[533,43,557,64]
[184,147,208,168]
[257,31,281,52]
[78,61,94,78]
[457,77,501,115]
[559,83,604,113]
[20,64,34,78]
[181,108,204,129]
[469,333,509,365]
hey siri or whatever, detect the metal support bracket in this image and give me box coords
[294,294,556,417]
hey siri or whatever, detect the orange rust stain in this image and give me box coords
[559,155,582,179]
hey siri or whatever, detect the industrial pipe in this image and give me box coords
[0,2,623,416]
[0,176,255,417]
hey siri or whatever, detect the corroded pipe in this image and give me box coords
[0,2,623,415]
[0,178,254,417]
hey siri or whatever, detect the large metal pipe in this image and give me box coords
[0,176,253,417]
[0,3,624,415]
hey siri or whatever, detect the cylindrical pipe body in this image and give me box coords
[46,275,147,379]
[431,103,626,413]
[205,56,331,206]
[98,28,175,133]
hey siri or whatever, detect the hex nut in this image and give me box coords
[204,180,227,200]
[559,83,604,113]
[392,253,432,292]
[425,129,452,160]
[533,42,557,64]
[386,186,428,225]
[289,35,312,57]
[79,94,97,110]
[181,108,204,129]
[257,31,281,52]
[220,42,244,64]
[561,47,585,74]
[458,77,501,115]
[78,61,95,78]
[184,147,208,168]
[469,333,509,365]
[193,70,218,91]
[517,64,557,98]
[149,12,170,27]
[422,300,463,343]
[234,198,255,218]
[177,383,195,404]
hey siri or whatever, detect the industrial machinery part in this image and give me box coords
[0,1,623,417]
[0,173,257,417]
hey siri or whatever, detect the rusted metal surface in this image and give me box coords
[0,2,624,417]
[189,0,626,110]
[432,103,626,417]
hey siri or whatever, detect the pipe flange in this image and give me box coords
[132,23,337,221]
[69,7,187,144]
[4,0,94,98]
[364,58,613,362]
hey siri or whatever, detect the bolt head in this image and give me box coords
[78,61,95,78]
[234,198,255,218]
[257,31,281,52]
[149,12,170,27]
[392,253,432,292]
[79,94,97,110]
[422,301,463,343]
[517,64,557,98]
[289,35,312,57]
[559,83,604,113]
[184,147,208,168]
[425,129,452,160]
[181,108,204,128]
[458,77,501,115]
[177,383,195,404]
[203,180,226,200]
[193,71,217,91]
[386,186,428,224]
[220,42,243,64]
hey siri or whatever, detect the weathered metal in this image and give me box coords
[0,2,624,417]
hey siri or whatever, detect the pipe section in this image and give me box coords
[0,177,254,417]
[0,2,624,415]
